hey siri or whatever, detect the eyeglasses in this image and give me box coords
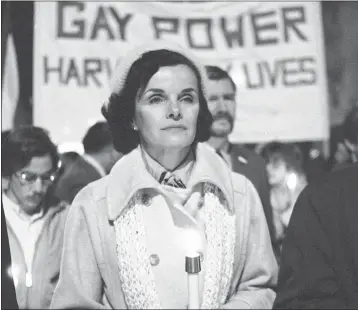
[14,171,57,185]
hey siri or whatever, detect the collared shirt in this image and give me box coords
[205,142,233,170]
[141,147,195,186]
[2,193,46,287]
[140,147,199,218]
[217,149,233,170]
[82,154,106,178]
[207,144,233,170]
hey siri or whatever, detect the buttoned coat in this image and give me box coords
[50,143,278,309]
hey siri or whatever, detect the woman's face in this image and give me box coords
[134,64,200,152]
[266,155,288,186]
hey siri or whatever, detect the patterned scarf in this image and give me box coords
[158,171,186,188]
[141,147,194,189]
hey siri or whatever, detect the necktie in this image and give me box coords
[159,171,186,188]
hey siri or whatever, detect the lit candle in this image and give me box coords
[185,251,201,309]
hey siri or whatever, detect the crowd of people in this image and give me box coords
[2,41,358,309]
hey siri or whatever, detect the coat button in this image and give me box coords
[142,193,152,206]
[149,254,160,266]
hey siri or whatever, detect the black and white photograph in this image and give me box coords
[1,1,358,309]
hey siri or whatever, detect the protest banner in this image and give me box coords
[33,1,329,146]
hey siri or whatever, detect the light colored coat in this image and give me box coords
[51,143,278,309]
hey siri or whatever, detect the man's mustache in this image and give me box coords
[212,111,234,124]
[28,194,44,201]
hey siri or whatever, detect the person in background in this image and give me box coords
[204,65,277,257]
[261,142,307,257]
[50,42,277,309]
[2,126,69,309]
[298,141,328,183]
[48,151,80,201]
[53,121,123,203]
[59,151,80,170]
[273,163,358,308]
[332,104,358,170]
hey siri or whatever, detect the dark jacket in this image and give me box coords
[274,164,358,308]
[53,156,102,204]
[229,144,276,250]
[2,203,19,309]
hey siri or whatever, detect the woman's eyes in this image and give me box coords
[180,95,195,103]
[149,95,165,104]
[148,94,196,104]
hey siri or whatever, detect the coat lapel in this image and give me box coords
[106,143,235,221]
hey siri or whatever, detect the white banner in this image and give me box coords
[34,1,329,145]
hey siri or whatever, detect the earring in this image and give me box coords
[132,123,138,131]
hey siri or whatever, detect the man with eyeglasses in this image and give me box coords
[2,126,69,309]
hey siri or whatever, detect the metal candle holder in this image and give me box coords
[185,252,201,309]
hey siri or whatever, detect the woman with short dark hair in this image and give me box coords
[51,42,277,309]
[103,48,212,155]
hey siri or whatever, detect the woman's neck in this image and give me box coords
[141,144,192,172]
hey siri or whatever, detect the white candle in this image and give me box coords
[185,251,201,309]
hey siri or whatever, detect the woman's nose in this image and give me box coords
[167,100,182,120]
